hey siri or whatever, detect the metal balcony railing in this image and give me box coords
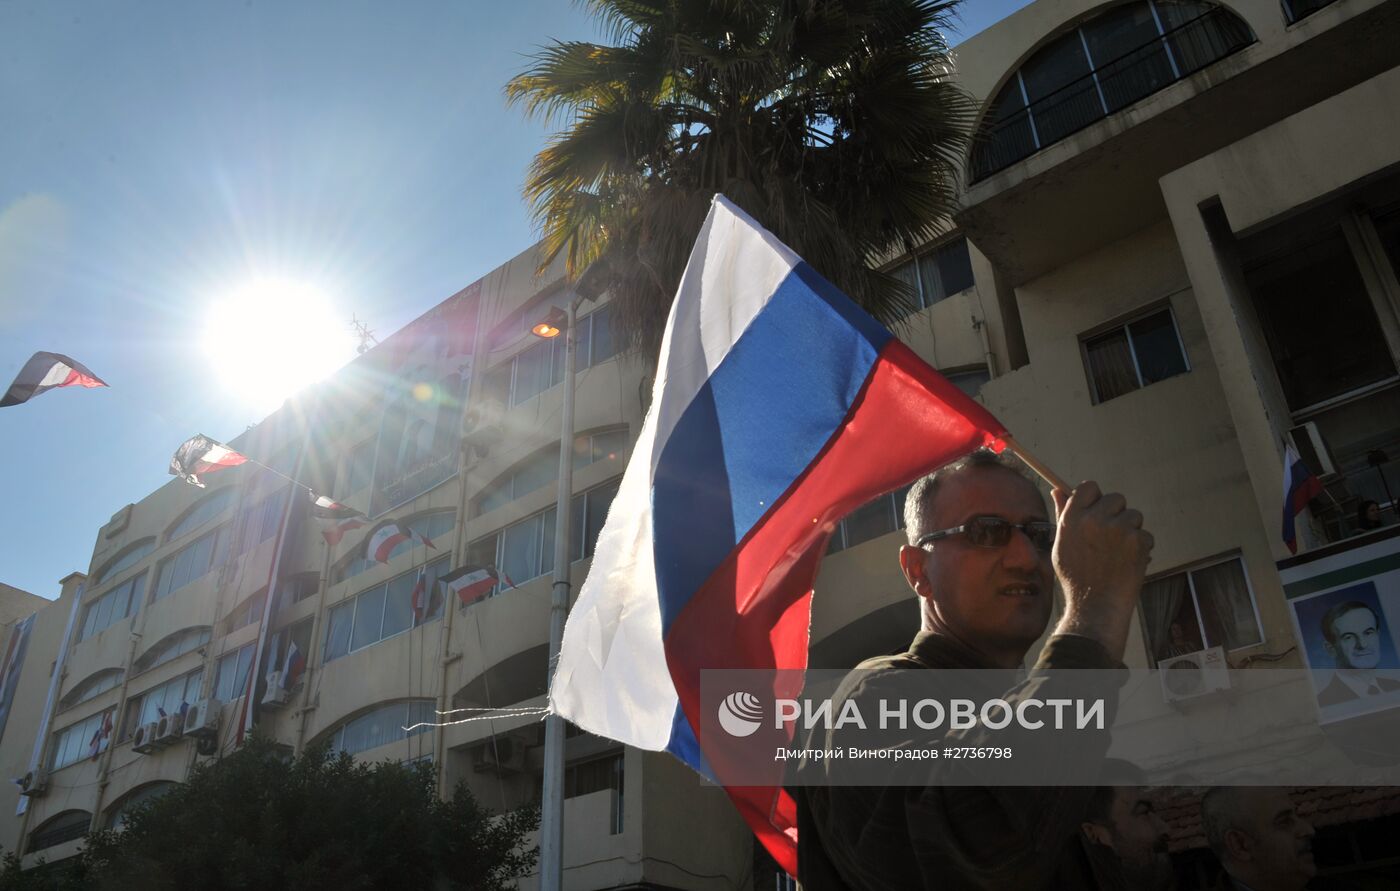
[970,5,1255,181]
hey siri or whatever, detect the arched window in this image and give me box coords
[318,700,435,756]
[970,0,1254,179]
[134,626,211,673]
[165,487,235,543]
[104,782,178,830]
[92,538,155,586]
[27,810,90,853]
[60,669,124,710]
[473,428,629,516]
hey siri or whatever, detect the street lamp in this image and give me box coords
[534,296,580,891]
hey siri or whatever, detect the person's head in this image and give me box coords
[1081,760,1173,890]
[1357,500,1383,530]
[899,449,1053,667]
[1200,787,1315,891]
[1321,601,1380,670]
[1169,622,1187,646]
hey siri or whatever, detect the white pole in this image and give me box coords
[539,297,579,891]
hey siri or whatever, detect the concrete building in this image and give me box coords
[1,0,1398,885]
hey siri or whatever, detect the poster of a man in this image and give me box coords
[1288,581,1400,715]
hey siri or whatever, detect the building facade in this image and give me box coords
[1,0,1398,884]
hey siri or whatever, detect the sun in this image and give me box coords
[201,277,357,414]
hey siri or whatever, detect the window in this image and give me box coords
[944,366,992,399]
[332,511,456,585]
[474,428,629,515]
[1281,0,1339,23]
[79,571,145,641]
[1082,306,1189,403]
[283,574,321,605]
[213,644,255,702]
[229,592,266,631]
[488,305,621,407]
[828,487,912,554]
[49,709,115,771]
[92,539,155,585]
[60,669,123,711]
[467,479,621,593]
[165,488,234,542]
[1140,555,1262,664]
[326,700,435,756]
[151,526,228,601]
[134,627,211,673]
[324,557,451,661]
[120,670,203,740]
[565,752,624,835]
[889,237,975,313]
[971,1,1253,179]
[27,811,91,853]
[105,782,177,830]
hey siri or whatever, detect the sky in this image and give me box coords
[0,0,1029,601]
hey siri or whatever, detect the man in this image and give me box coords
[1081,760,1175,891]
[1315,601,1400,707]
[797,448,1154,890]
[1200,787,1315,891]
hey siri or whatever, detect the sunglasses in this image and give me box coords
[915,516,1056,552]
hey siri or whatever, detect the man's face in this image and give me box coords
[1326,607,1380,669]
[1105,788,1173,890]
[1240,789,1316,888]
[914,466,1054,657]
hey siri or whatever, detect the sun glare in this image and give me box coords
[201,277,356,414]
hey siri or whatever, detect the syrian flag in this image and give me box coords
[322,513,370,547]
[1,351,107,408]
[441,565,497,606]
[365,520,435,564]
[87,711,113,761]
[410,567,431,622]
[281,641,307,690]
[1282,443,1326,554]
[309,492,362,520]
[170,434,249,488]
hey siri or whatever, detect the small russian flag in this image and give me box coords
[1282,443,1325,554]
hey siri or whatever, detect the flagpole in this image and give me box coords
[540,296,580,891]
[999,435,1070,493]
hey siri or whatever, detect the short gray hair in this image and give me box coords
[1200,786,1281,860]
[902,448,1040,545]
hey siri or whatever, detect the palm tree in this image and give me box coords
[507,0,974,358]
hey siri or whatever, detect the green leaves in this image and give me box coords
[508,0,974,358]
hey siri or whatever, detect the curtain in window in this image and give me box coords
[1085,331,1140,401]
[1193,560,1261,650]
[1141,574,1189,663]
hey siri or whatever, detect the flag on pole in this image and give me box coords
[409,567,430,622]
[321,513,370,547]
[547,195,1007,874]
[1,351,107,408]
[440,565,497,606]
[309,492,362,520]
[87,710,113,761]
[1282,443,1326,554]
[365,520,435,564]
[170,434,249,488]
[281,641,307,690]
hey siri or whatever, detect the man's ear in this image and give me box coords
[1224,827,1253,862]
[1323,640,1337,660]
[899,545,931,600]
[1081,821,1113,849]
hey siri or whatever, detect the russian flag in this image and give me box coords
[549,196,1006,873]
[1282,443,1325,554]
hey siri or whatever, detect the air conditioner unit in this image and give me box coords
[1159,646,1232,703]
[261,673,290,709]
[183,699,221,740]
[19,769,48,797]
[474,736,527,773]
[154,712,184,746]
[1288,422,1338,477]
[132,721,161,754]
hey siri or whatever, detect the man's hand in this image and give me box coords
[1050,481,1154,662]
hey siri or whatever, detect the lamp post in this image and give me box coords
[533,299,577,891]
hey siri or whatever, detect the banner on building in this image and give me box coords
[364,282,481,517]
[1280,527,1400,725]
[0,614,35,744]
